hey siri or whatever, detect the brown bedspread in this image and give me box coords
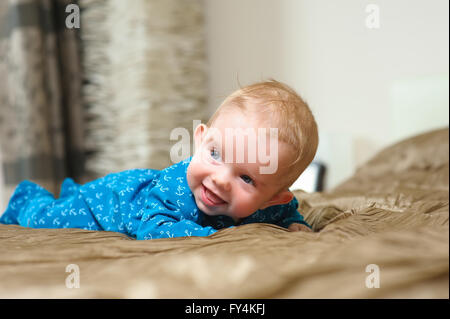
[0,128,448,298]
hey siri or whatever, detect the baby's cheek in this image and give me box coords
[187,161,205,183]
[232,197,260,219]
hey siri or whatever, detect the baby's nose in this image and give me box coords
[212,171,231,192]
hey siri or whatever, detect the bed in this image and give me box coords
[0,128,448,298]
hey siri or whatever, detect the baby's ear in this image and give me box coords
[260,190,294,209]
[193,124,208,151]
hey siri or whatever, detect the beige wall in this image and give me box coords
[205,0,449,189]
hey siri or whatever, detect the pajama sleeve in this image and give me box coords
[135,191,217,240]
[274,197,311,229]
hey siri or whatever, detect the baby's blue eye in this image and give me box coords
[210,148,221,161]
[240,175,253,185]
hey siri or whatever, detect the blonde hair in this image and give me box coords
[207,80,319,189]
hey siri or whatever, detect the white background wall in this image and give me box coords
[205,0,449,190]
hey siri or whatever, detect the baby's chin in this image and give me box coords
[197,202,245,224]
[193,192,236,220]
[195,195,226,216]
[192,185,251,222]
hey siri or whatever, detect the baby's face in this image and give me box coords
[186,109,293,222]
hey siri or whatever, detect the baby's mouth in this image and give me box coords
[201,184,226,206]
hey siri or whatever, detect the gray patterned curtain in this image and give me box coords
[79,0,208,177]
[0,0,85,201]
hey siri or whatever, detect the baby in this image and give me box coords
[0,80,318,240]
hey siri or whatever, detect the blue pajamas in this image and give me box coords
[0,157,310,240]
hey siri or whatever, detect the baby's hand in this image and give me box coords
[288,223,312,232]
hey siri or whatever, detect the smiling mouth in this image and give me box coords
[201,184,226,206]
